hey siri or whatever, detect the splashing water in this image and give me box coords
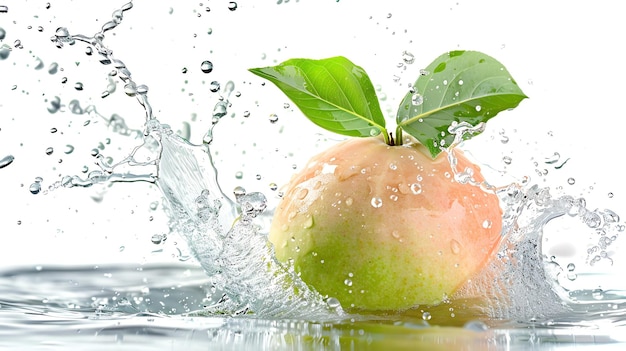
[3,1,626,349]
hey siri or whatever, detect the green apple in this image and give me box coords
[268,136,502,311]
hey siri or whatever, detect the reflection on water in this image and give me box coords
[2,1,626,349]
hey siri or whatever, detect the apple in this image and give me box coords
[268,135,502,311]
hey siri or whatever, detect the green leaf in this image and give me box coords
[249,57,388,141]
[397,50,527,158]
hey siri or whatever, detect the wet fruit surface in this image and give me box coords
[269,136,503,311]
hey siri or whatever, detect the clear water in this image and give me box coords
[2,1,626,349]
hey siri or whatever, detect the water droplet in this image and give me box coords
[0,155,15,169]
[567,263,575,271]
[151,234,166,245]
[0,5,8,13]
[410,183,422,195]
[344,279,353,287]
[482,219,492,229]
[402,51,415,64]
[209,81,220,92]
[544,152,560,164]
[74,82,84,91]
[567,178,575,185]
[464,320,488,332]
[243,111,250,118]
[422,312,431,321]
[0,28,5,41]
[345,197,353,206]
[326,297,341,309]
[269,114,279,123]
[302,215,314,229]
[297,188,309,200]
[391,230,401,240]
[502,156,512,165]
[592,288,604,300]
[64,145,75,154]
[450,239,461,254]
[29,182,41,195]
[269,182,278,191]
[411,93,424,106]
[200,60,213,73]
[458,79,464,85]
[45,147,54,156]
[608,192,614,198]
[475,105,482,112]
[0,44,12,60]
[371,197,383,208]
[235,171,243,179]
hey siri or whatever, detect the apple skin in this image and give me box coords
[269,136,502,311]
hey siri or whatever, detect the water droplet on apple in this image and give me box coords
[345,197,353,206]
[410,183,422,195]
[370,197,383,208]
[391,230,401,240]
[482,219,492,229]
[288,211,297,221]
[450,239,461,254]
[326,297,341,309]
[302,215,314,228]
[297,188,309,200]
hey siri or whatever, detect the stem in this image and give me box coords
[381,128,391,145]
[395,126,404,146]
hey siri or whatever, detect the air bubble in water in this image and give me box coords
[0,155,14,169]
[200,60,213,73]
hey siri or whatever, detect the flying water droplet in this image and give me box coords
[228,2,238,11]
[0,6,8,13]
[0,155,15,169]
[200,60,213,73]
[269,114,279,123]
[0,28,6,40]
[402,51,415,64]
[29,182,42,195]
[209,81,220,92]
[0,44,11,60]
